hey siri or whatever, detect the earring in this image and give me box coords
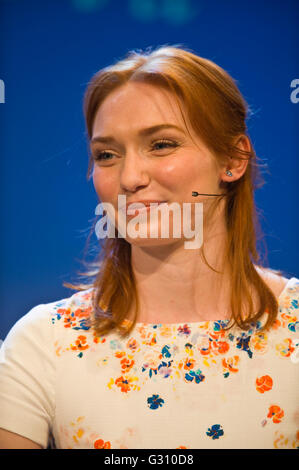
[226,170,233,177]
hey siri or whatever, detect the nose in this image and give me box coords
[119,150,150,194]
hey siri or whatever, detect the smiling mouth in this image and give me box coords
[123,201,168,216]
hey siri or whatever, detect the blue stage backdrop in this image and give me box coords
[0,0,298,339]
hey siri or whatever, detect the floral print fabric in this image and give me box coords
[0,277,299,449]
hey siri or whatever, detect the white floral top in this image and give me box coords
[0,277,298,449]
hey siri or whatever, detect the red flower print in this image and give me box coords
[267,405,284,423]
[256,375,273,393]
[94,438,111,449]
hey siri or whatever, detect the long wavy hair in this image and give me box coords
[64,44,286,338]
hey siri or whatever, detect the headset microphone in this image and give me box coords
[192,191,224,197]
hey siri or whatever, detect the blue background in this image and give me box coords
[0,0,298,339]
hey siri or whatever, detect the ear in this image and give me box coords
[220,134,251,183]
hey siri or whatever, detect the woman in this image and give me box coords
[0,45,298,449]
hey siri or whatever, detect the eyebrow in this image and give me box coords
[90,124,185,145]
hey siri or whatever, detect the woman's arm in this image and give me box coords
[0,428,42,449]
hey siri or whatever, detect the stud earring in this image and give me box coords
[226,170,233,177]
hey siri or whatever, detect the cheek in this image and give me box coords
[92,167,117,201]
[154,156,202,189]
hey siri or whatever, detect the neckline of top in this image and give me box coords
[131,276,298,327]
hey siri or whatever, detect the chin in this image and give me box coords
[124,235,184,248]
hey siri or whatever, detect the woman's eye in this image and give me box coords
[93,151,115,162]
[92,140,179,163]
[151,139,179,151]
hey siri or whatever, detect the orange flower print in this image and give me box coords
[55,307,76,329]
[271,318,281,330]
[276,338,295,357]
[52,298,93,332]
[160,325,173,338]
[183,357,196,370]
[74,306,92,318]
[126,338,139,352]
[63,313,74,328]
[136,324,151,339]
[214,341,229,354]
[222,355,239,378]
[273,429,299,449]
[251,332,268,354]
[267,405,284,423]
[145,333,157,347]
[108,375,140,392]
[120,357,135,373]
[115,351,126,359]
[93,331,106,344]
[94,438,111,449]
[256,375,273,393]
[57,307,71,316]
[115,375,132,393]
[68,335,90,357]
[70,335,89,351]
[280,312,297,327]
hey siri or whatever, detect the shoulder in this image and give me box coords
[1,288,95,350]
[49,288,94,332]
[254,265,293,299]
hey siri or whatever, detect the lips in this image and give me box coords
[124,200,168,215]
[126,200,166,210]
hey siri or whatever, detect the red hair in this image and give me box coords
[64,44,286,338]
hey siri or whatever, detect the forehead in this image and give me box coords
[92,82,186,135]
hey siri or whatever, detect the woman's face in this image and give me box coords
[91,82,225,246]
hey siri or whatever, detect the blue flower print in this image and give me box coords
[161,345,172,358]
[147,394,164,410]
[213,320,228,332]
[236,333,253,358]
[185,368,205,384]
[288,321,299,333]
[206,424,224,440]
[158,360,173,378]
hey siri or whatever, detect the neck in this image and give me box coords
[129,221,232,324]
